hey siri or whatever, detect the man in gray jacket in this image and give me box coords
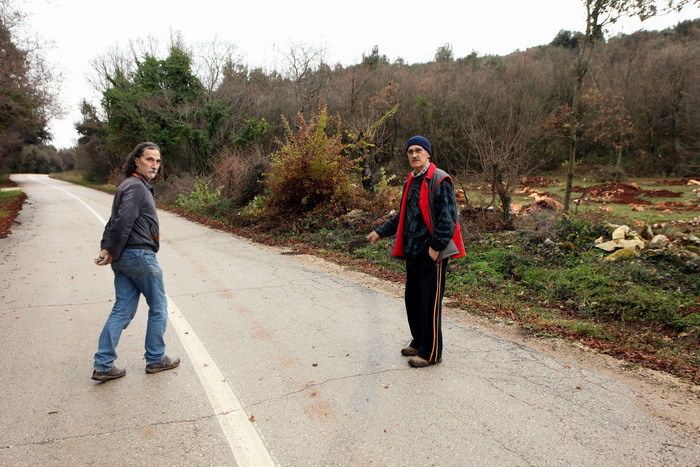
[92,142,180,381]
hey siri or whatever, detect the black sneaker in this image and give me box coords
[92,366,126,381]
[145,356,181,374]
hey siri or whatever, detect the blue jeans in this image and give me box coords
[94,249,168,371]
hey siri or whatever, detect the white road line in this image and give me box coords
[28,175,107,224]
[33,175,275,466]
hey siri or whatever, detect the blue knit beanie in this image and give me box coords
[404,135,432,156]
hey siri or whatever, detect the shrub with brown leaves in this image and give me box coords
[214,146,269,207]
[265,105,355,216]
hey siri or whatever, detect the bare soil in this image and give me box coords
[520,176,559,187]
[572,182,685,206]
[655,178,698,186]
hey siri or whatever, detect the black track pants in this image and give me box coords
[405,252,448,362]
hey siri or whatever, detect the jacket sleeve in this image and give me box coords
[100,184,144,260]
[100,217,113,250]
[375,211,399,238]
[430,179,458,251]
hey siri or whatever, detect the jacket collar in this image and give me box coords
[131,172,154,191]
[409,162,436,180]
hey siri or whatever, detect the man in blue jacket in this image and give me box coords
[92,142,180,381]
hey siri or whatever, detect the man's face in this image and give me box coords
[407,144,429,171]
[135,148,162,181]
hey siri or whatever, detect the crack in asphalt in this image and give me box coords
[167,285,279,299]
[475,422,535,466]
[249,366,409,406]
[2,299,112,312]
[482,377,538,409]
[0,410,240,450]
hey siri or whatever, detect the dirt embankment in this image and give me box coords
[0,191,27,238]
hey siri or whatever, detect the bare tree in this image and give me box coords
[0,0,59,166]
[562,0,693,210]
[195,37,239,93]
[88,46,135,94]
[580,85,634,175]
[277,42,329,113]
[461,60,553,228]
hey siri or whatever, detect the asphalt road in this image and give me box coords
[1,174,698,465]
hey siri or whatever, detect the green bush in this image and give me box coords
[643,250,700,290]
[674,312,700,329]
[555,216,608,248]
[175,178,225,216]
[231,117,270,149]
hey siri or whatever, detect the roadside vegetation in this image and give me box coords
[51,158,700,384]
[51,170,116,194]
[0,175,26,238]
[5,0,698,382]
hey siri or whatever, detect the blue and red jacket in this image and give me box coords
[379,163,465,259]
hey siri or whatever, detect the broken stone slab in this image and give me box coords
[628,232,645,243]
[612,225,630,240]
[595,238,645,252]
[604,246,640,262]
[648,234,669,249]
[640,224,654,240]
[595,240,621,252]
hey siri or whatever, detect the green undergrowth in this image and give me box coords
[50,171,116,194]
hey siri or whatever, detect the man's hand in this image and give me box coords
[366,231,380,244]
[95,249,113,266]
[428,247,440,262]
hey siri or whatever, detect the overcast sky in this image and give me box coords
[22,0,700,149]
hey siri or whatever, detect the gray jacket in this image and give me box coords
[101,175,160,261]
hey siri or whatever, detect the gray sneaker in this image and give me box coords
[408,355,442,368]
[145,355,181,374]
[92,366,126,381]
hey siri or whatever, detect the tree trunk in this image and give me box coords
[564,45,586,212]
[494,167,513,229]
[614,146,624,181]
[564,0,602,212]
